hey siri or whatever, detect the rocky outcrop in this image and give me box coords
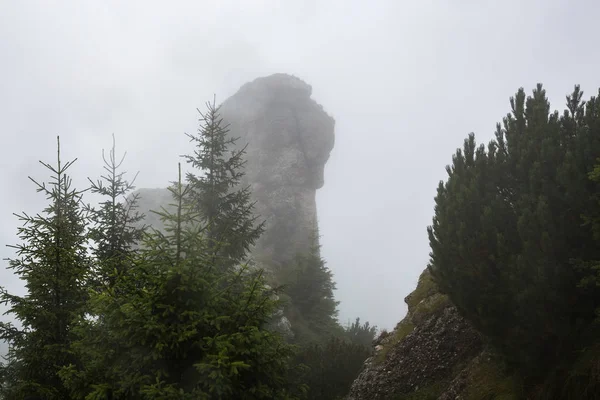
[129,74,334,344]
[132,73,335,268]
[219,73,335,266]
[346,270,516,400]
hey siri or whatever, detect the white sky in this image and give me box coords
[1,0,600,344]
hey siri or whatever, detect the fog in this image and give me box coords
[1,0,599,351]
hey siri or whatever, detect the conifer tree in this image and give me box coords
[290,316,376,400]
[343,318,377,348]
[0,137,90,399]
[280,231,340,344]
[182,97,264,270]
[0,345,20,397]
[60,164,303,399]
[428,85,600,382]
[86,134,145,289]
[276,231,375,400]
[292,336,371,400]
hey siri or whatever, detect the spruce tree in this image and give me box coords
[0,137,90,399]
[278,231,340,345]
[60,164,303,399]
[86,134,146,289]
[275,234,375,399]
[182,97,264,270]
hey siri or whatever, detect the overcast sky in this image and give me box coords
[1,0,600,341]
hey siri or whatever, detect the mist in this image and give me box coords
[2,0,600,350]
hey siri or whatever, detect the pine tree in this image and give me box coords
[60,164,303,399]
[292,336,372,400]
[182,97,264,271]
[428,133,515,339]
[0,137,90,399]
[343,318,377,348]
[428,85,600,383]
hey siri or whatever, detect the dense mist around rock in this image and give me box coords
[132,74,335,269]
[3,1,600,398]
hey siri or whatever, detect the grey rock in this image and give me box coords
[220,73,335,267]
[132,73,335,268]
[129,74,335,343]
[345,270,484,400]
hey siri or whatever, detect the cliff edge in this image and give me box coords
[346,269,518,400]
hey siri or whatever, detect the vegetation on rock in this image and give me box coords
[427,84,600,398]
[18,79,600,399]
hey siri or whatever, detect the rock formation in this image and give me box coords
[219,73,335,267]
[132,73,335,268]
[346,270,515,399]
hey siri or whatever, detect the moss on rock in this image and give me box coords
[375,319,415,364]
[346,268,513,400]
[411,293,450,326]
[405,269,439,312]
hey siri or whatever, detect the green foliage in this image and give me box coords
[53,100,304,399]
[549,164,600,399]
[0,346,20,397]
[405,270,438,311]
[0,99,376,400]
[276,232,340,345]
[395,320,416,341]
[271,231,375,400]
[292,336,372,400]
[86,134,146,289]
[462,353,519,400]
[0,100,312,398]
[61,165,302,399]
[428,84,600,393]
[182,97,264,271]
[576,161,600,306]
[411,293,450,326]
[560,340,600,399]
[286,314,375,400]
[51,136,149,397]
[375,270,439,365]
[376,270,442,365]
[375,319,414,364]
[343,317,377,348]
[0,137,91,399]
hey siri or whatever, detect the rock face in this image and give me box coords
[130,74,334,344]
[219,73,335,266]
[132,73,335,267]
[346,270,516,400]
